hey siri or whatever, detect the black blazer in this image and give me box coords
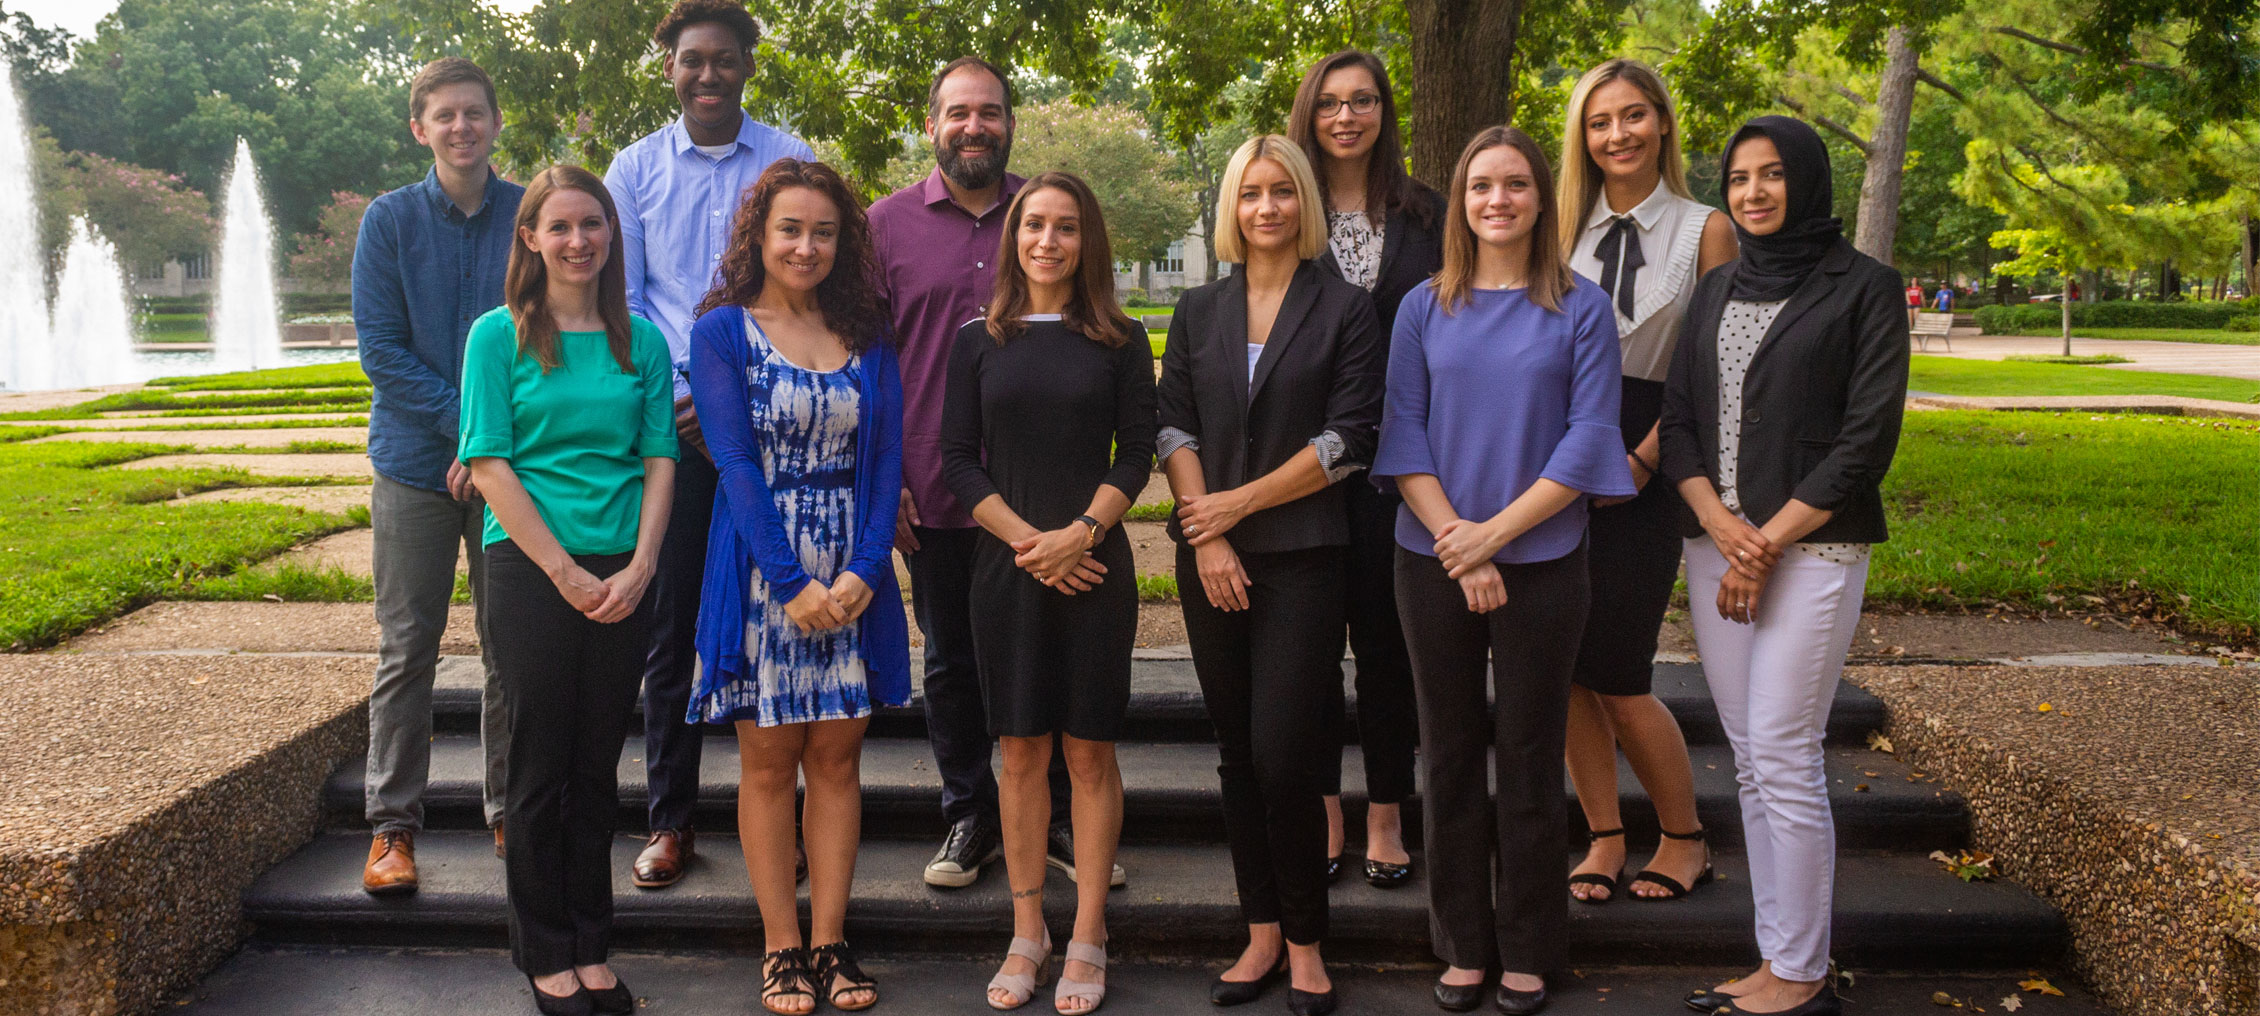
[1156,262,1385,554]
[1659,239,1909,544]
[1315,186,1445,338]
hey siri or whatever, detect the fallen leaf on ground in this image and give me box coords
[1867,731,1895,753]
[2018,978,2064,997]
[2000,997,2022,1012]
[2036,702,2053,713]
[1932,990,1963,1006]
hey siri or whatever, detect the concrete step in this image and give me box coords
[245,833,2068,969]
[175,945,2120,1015]
[326,736,1966,849]
[429,657,1891,746]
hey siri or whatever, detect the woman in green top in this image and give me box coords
[458,165,680,1016]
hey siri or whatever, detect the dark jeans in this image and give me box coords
[1324,481,1419,804]
[907,524,1068,827]
[641,450,717,833]
[486,541,651,976]
[1180,545,1341,945]
[1396,542,1588,975]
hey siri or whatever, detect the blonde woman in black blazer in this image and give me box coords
[1658,116,1907,1016]
[1157,135,1383,1016]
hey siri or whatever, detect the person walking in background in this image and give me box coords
[1904,278,1922,327]
[1660,116,1909,1016]
[1556,58,1738,906]
[684,159,906,1015]
[867,56,1099,893]
[1284,48,1439,889]
[353,56,523,894]
[458,166,679,1016]
[1158,136,1382,1016]
[939,172,1155,1014]
[602,0,815,892]
[1372,126,1635,1016]
[1933,284,1955,313]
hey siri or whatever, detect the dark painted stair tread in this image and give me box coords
[246,833,2065,967]
[324,735,1964,847]
[429,656,1888,744]
[173,945,2120,1016]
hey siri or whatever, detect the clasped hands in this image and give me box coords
[1434,517,1512,614]
[549,559,657,625]
[1010,525,1107,595]
[1700,509,1783,625]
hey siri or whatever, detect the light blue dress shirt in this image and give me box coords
[603,114,815,399]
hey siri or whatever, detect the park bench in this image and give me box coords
[1912,310,1954,351]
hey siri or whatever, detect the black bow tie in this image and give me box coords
[1596,215,1645,320]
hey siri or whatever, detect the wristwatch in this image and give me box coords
[1074,514,1104,549]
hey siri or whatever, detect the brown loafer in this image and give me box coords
[362,830,418,895]
[493,823,505,859]
[633,828,693,889]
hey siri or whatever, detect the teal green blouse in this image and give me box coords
[458,307,680,555]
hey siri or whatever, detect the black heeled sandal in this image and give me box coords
[1632,828,1716,901]
[1567,828,1627,905]
[812,941,878,1011]
[761,946,816,1015]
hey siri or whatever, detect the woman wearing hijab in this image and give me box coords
[1658,117,1908,1016]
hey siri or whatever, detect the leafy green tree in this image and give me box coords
[28,129,214,270]
[1007,100,1196,289]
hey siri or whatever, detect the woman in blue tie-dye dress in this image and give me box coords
[685,159,910,1016]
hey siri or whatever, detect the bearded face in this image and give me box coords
[935,117,1012,190]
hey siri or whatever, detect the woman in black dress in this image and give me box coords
[940,171,1156,1015]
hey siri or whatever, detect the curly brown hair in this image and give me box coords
[696,159,887,350]
[653,0,759,53]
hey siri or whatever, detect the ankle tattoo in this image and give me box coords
[1011,887,1042,900]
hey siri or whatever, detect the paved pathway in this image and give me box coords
[1925,331,2260,380]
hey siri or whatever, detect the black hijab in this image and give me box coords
[1721,116,1844,302]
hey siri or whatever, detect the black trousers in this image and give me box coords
[487,541,651,976]
[1396,542,1588,975]
[1324,480,1419,805]
[1572,375,1684,696]
[906,524,1068,827]
[1180,545,1342,945]
[640,449,716,833]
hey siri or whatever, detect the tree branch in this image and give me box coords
[1914,68,1966,104]
[1991,26,2175,72]
[1776,93,1871,155]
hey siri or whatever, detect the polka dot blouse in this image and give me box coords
[1716,299,1867,566]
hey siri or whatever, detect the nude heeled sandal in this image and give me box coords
[1054,941,1108,1014]
[987,929,1053,1010]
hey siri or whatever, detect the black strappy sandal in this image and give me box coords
[761,946,816,1015]
[811,941,879,1011]
[1568,828,1628,905]
[1633,828,1717,900]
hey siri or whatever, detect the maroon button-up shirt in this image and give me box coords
[868,168,1025,530]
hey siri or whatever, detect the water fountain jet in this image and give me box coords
[211,137,284,374]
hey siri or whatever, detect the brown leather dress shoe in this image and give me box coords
[493,823,505,859]
[633,828,693,889]
[362,830,418,895]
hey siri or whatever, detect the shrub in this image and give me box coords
[1974,300,2253,333]
[2227,315,2260,333]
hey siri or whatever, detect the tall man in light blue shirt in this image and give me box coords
[603,0,814,891]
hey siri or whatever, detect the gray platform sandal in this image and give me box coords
[1054,941,1108,1014]
[986,930,1053,1011]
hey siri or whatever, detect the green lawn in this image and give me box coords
[1,387,375,421]
[2070,327,2260,346]
[0,435,362,649]
[148,361,371,390]
[1875,411,2257,642]
[1909,355,2258,404]
[139,312,209,344]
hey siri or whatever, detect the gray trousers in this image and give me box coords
[366,471,506,832]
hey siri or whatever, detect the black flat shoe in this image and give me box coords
[1494,982,1547,1015]
[1433,978,1485,1012]
[1325,854,1344,884]
[586,976,632,1015]
[1720,985,1840,1016]
[1685,985,1741,1011]
[1208,958,1284,1006]
[526,976,594,1016]
[1364,857,1413,888]
[1289,986,1339,1016]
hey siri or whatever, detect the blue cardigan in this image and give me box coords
[687,306,911,713]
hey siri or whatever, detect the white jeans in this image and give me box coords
[1684,535,1868,983]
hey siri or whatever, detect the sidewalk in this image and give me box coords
[1925,331,2260,381]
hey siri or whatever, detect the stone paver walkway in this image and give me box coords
[1926,332,2260,381]
[115,453,372,479]
[32,427,366,448]
[0,414,364,429]
[169,485,371,515]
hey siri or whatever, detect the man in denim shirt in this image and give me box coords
[603,0,813,890]
[351,57,523,895]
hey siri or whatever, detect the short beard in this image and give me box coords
[936,135,1010,191]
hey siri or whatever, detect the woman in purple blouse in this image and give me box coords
[1370,126,1635,1015]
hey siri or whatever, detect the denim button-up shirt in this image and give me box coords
[604,115,814,400]
[352,167,524,491]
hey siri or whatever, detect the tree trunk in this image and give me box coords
[2061,285,2071,356]
[2241,214,2256,300]
[1407,0,1525,189]
[1852,25,1920,265]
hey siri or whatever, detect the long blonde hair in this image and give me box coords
[1556,58,1693,255]
[1432,126,1573,315]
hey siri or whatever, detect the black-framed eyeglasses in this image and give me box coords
[1315,94,1380,117]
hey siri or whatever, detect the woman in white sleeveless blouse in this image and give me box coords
[1556,59,1738,907]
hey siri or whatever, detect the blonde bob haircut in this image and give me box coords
[1212,135,1327,264]
[1556,58,1693,255]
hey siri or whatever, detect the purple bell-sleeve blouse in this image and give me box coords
[1371,279,1636,564]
